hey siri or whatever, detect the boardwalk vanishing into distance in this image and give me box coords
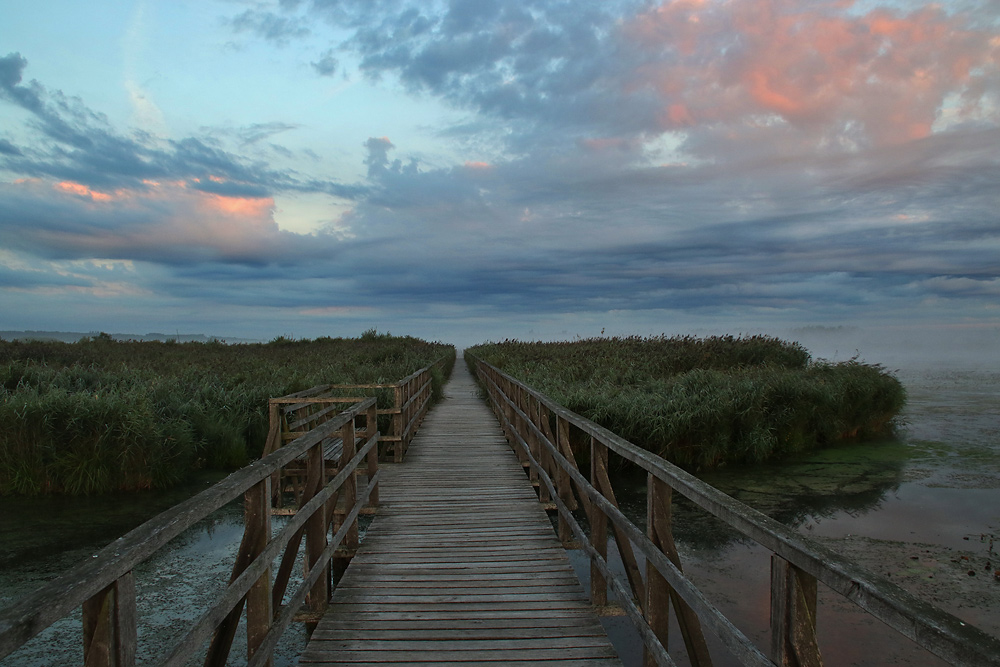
[4,354,999,667]
[300,362,622,666]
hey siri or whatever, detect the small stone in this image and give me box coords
[968,570,976,576]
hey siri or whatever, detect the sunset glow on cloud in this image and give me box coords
[1,0,998,346]
[625,0,999,149]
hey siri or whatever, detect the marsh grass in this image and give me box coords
[468,335,905,470]
[0,334,454,495]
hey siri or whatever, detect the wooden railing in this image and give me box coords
[265,360,444,464]
[0,397,380,667]
[470,356,1000,667]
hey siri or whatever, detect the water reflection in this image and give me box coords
[610,438,909,551]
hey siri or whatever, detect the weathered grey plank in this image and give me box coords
[300,363,621,666]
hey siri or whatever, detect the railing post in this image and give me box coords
[265,401,283,508]
[537,406,553,503]
[589,436,608,607]
[393,384,404,462]
[527,397,540,488]
[555,416,572,544]
[771,556,823,667]
[82,573,136,667]
[513,385,529,467]
[205,476,274,667]
[341,416,359,553]
[644,474,671,667]
[245,478,273,667]
[647,474,713,667]
[331,415,360,583]
[366,403,380,506]
[305,441,328,614]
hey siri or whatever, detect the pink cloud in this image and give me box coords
[623,0,1000,148]
[55,181,116,202]
[12,178,290,263]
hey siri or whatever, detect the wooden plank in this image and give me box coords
[301,363,621,666]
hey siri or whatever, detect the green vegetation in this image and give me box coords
[467,335,905,470]
[0,334,454,495]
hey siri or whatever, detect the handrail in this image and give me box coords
[470,356,1000,667]
[279,354,450,462]
[0,396,380,667]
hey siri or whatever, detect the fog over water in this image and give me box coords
[785,324,1000,372]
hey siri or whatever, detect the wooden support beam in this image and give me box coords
[245,479,273,667]
[771,555,823,667]
[592,444,645,609]
[304,442,329,614]
[589,437,609,608]
[82,572,136,667]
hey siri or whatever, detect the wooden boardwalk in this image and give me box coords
[299,362,622,666]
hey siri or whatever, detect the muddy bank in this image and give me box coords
[815,533,999,636]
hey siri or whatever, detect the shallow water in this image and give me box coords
[607,364,1000,666]
[0,474,310,666]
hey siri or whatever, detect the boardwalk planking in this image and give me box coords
[299,363,622,666]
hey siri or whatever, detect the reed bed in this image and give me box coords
[0,333,454,495]
[467,335,905,469]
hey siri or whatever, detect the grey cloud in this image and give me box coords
[311,50,339,76]
[238,122,299,146]
[363,136,396,178]
[0,138,22,155]
[0,56,365,201]
[230,10,310,46]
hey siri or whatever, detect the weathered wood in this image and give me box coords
[771,556,823,667]
[82,572,135,667]
[644,474,671,667]
[365,404,380,506]
[472,357,1000,667]
[0,401,374,662]
[647,474,714,667]
[204,478,274,667]
[305,440,329,614]
[301,363,621,666]
[556,417,573,544]
[589,437,609,607]
[591,444,645,609]
[245,479,273,667]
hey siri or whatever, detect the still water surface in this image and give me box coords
[600,362,1000,666]
[1,361,997,666]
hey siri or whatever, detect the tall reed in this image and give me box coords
[468,336,905,470]
[0,334,454,495]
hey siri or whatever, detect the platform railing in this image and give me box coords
[470,356,1000,667]
[265,357,446,464]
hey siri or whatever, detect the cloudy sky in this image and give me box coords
[1,0,999,348]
